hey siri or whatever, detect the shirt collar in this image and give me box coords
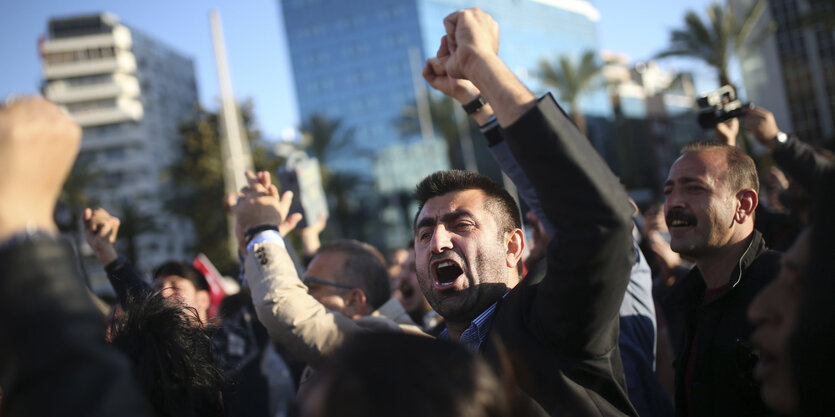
[439,300,499,352]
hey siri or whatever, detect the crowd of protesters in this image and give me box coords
[1,8,833,417]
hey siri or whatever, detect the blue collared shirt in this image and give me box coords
[439,300,499,352]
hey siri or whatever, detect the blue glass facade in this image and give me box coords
[281,0,607,175]
[281,0,606,248]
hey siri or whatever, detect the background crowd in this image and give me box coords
[1,6,834,417]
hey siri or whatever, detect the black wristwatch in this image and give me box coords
[462,94,487,114]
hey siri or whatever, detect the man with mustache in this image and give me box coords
[662,141,780,416]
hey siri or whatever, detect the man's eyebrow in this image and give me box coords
[439,210,473,224]
[665,176,706,186]
[415,209,474,230]
[415,216,437,231]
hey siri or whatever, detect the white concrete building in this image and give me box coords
[41,13,198,289]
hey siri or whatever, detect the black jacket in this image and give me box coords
[480,94,638,416]
[0,238,152,416]
[663,231,779,416]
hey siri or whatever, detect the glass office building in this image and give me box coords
[280,0,607,247]
[281,0,608,172]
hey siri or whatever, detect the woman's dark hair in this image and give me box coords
[109,292,223,417]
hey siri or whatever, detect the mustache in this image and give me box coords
[666,209,697,225]
[429,251,464,267]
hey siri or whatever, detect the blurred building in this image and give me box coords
[735,0,834,144]
[600,52,705,200]
[279,0,606,248]
[40,13,198,291]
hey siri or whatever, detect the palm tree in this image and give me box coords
[299,114,367,239]
[396,93,471,170]
[655,0,776,87]
[115,201,158,266]
[301,114,353,165]
[538,50,604,137]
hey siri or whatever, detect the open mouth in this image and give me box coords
[433,260,464,290]
[666,211,697,229]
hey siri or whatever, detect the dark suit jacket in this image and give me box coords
[0,238,152,417]
[480,94,638,417]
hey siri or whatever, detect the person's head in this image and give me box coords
[412,170,524,325]
[300,332,518,417]
[396,245,433,323]
[109,292,223,417]
[304,239,391,319]
[663,142,759,259]
[152,261,211,324]
[748,228,810,415]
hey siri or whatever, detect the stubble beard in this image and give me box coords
[421,242,509,324]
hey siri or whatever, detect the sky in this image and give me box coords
[0,0,723,141]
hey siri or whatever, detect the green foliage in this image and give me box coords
[298,113,365,240]
[56,160,101,232]
[656,0,776,86]
[115,200,158,266]
[169,101,276,276]
[396,93,476,170]
[169,110,236,274]
[538,50,604,137]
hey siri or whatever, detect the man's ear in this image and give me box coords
[344,289,369,319]
[735,189,758,223]
[505,228,525,268]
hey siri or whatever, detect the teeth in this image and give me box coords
[437,261,455,268]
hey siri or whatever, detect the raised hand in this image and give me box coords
[83,208,120,265]
[0,97,81,242]
[715,118,739,147]
[742,106,781,150]
[439,8,499,79]
[423,57,481,103]
[234,171,283,236]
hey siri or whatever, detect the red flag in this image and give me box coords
[193,253,227,319]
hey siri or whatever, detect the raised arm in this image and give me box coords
[234,171,370,368]
[437,9,634,350]
[83,207,151,305]
[744,106,834,190]
[0,97,151,416]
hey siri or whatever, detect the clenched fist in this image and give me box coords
[0,97,81,242]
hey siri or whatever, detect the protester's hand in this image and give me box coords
[423,57,481,103]
[83,208,120,265]
[251,170,302,236]
[300,213,327,256]
[232,171,285,252]
[715,118,739,147]
[277,191,303,237]
[439,8,499,79]
[0,97,81,243]
[743,106,781,150]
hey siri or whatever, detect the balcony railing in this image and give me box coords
[66,97,143,127]
[45,74,140,103]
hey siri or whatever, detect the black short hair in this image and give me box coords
[680,141,759,194]
[413,170,521,235]
[152,261,209,292]
[304,332,518,417]
[315,239,391,311]
[109,292,223,417]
